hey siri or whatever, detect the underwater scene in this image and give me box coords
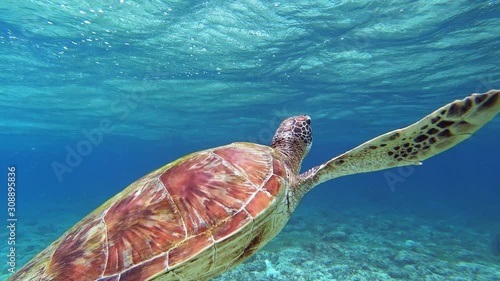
[1,0,499,280]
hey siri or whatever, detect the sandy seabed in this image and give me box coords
[216,206,500,281]
[2,204,499,281]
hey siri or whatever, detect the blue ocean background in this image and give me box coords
[1,1,499,280]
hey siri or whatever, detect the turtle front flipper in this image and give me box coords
[302,89,500,186]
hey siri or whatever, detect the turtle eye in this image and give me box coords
[306,118,311,125]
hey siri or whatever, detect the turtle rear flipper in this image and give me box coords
[302,90,500,186]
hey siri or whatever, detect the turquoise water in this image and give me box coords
[1,1,500,280]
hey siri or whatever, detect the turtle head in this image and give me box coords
[271,115,313,173]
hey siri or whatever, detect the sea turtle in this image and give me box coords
[10,90,499,281]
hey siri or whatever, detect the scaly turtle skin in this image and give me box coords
[10,90,500,281]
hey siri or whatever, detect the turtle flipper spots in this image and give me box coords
[409,89,500,157]
[304,90,500,184]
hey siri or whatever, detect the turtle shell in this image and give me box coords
[11,142,288,281]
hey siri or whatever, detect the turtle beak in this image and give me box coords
[297,115,311,124]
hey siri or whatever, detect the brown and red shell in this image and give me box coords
[10,142,288,281]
